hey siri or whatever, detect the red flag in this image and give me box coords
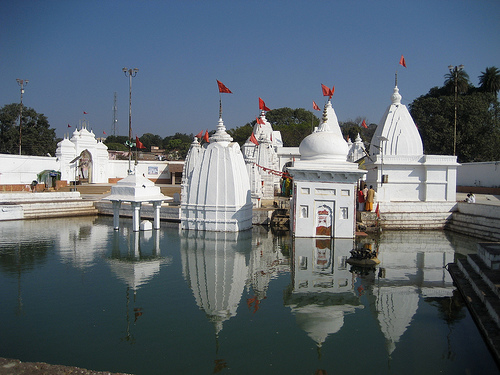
[259,98,270,111]
[312,101,320,111]
[256,116,265,125]
[103,131,106,135]
[375,203,380,218]
[203,130,209,143]
[136,136,145,149]
[321,84,334,98]
[361,119,368,129]
[399,55,407,68]
[216,80,232,94]
[250,132,259,145]
[67,124,71,128]
[195,130,203,138]
[83,111,88,114]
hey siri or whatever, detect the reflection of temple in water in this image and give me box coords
[361,231,457,356]
[180,230,252,335]
[284,238,362,349]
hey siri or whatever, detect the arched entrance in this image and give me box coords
[78,150,93,183]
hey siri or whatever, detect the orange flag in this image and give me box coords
[361,119,368,129]
[399,55,407,68]
[375,203,380,218]
[195,130,203,138]
[256,116,265,125]
[136,136,145,149]
[259,98,270,111]
[216,80,232,93]
[250,132,259,145]
[203,130,209,143]
[321,84,334,98]
[312,101,320,111]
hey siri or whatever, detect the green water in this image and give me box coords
[0,216,497,375]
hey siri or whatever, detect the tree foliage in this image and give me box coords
[0,103,57,156]
[410,67,500,162]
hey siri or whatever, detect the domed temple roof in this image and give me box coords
[369,86,423,156]
[298,100,349,164]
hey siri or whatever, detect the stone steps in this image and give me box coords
[447,242,500,365]
[446,212,500,241]
[20,201,98,219]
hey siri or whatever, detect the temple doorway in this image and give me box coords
[78,150,93,183]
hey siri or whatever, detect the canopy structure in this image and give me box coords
[104,173,171,231]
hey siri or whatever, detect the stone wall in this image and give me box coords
[458,161,500,189]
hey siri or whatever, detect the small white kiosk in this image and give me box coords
[104,173,169,232]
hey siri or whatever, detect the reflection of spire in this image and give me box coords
[180,231,251,335]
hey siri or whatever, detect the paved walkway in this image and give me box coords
[456,192,500,205]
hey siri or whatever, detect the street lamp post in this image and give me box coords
[377,136,389,185]
[448,64,464,156]
[123,68,139,174]
[16,79,28,155]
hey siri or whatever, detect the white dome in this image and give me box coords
[299,100,348,162]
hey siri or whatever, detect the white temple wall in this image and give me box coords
[457,161,500,188]
[0,154,58,185]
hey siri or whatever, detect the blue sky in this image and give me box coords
[1,0,499,140]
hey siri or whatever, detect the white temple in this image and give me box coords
[241,110,283,207]
[56,121,109,183]
[364,84,459,226]
[287,100,366,238]
[347,133,367,163]
[181,117,253,232]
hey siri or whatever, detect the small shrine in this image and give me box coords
[287,98,366,238]
[181,117,252,232]
[241,110,283,206]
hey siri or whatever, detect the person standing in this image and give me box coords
[357,188,365,211]
[365,185,375,211]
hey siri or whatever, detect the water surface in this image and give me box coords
[0,216,497,374]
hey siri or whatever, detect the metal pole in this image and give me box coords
[16,79,28,155]
[453,69,458,157]
[123,68,138,174]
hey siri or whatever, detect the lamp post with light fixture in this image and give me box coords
[123,68,139,174]
[448,64,464,156]
[16,79,28,155]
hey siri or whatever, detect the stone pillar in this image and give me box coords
[153,201,162,229]
[112,200,121,230]
[131,201,141,232]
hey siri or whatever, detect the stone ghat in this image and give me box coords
[446,201,500,241]
[447,243,500,367]
[0,192,97,221]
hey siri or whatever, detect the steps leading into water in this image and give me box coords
[447,242,500,366]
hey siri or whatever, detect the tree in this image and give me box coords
[410,87,500,162]
[104,135,129,150]
[444,68,472,94]
[478,66,500,95]
[0,103,57,156]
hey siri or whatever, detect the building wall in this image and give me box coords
[458,161,500,188]
[0,154,58,185]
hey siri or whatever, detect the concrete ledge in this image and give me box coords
[95,200,180,222]
[0,191,81,202]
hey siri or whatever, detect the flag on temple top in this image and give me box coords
[67,124,71,128]
[361,119,368,129]
[256,116,265,125]
[259,98,270,111]
[136,136,145,149]
[250,132,259,145]
[195,130,203,138]
[103,131,106,135]
[312,101,321,111]
[203,130,209,143]
[321,84,334,98]
[83,111,88,114]
[216,80,232,94]
[399,55,407,68]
